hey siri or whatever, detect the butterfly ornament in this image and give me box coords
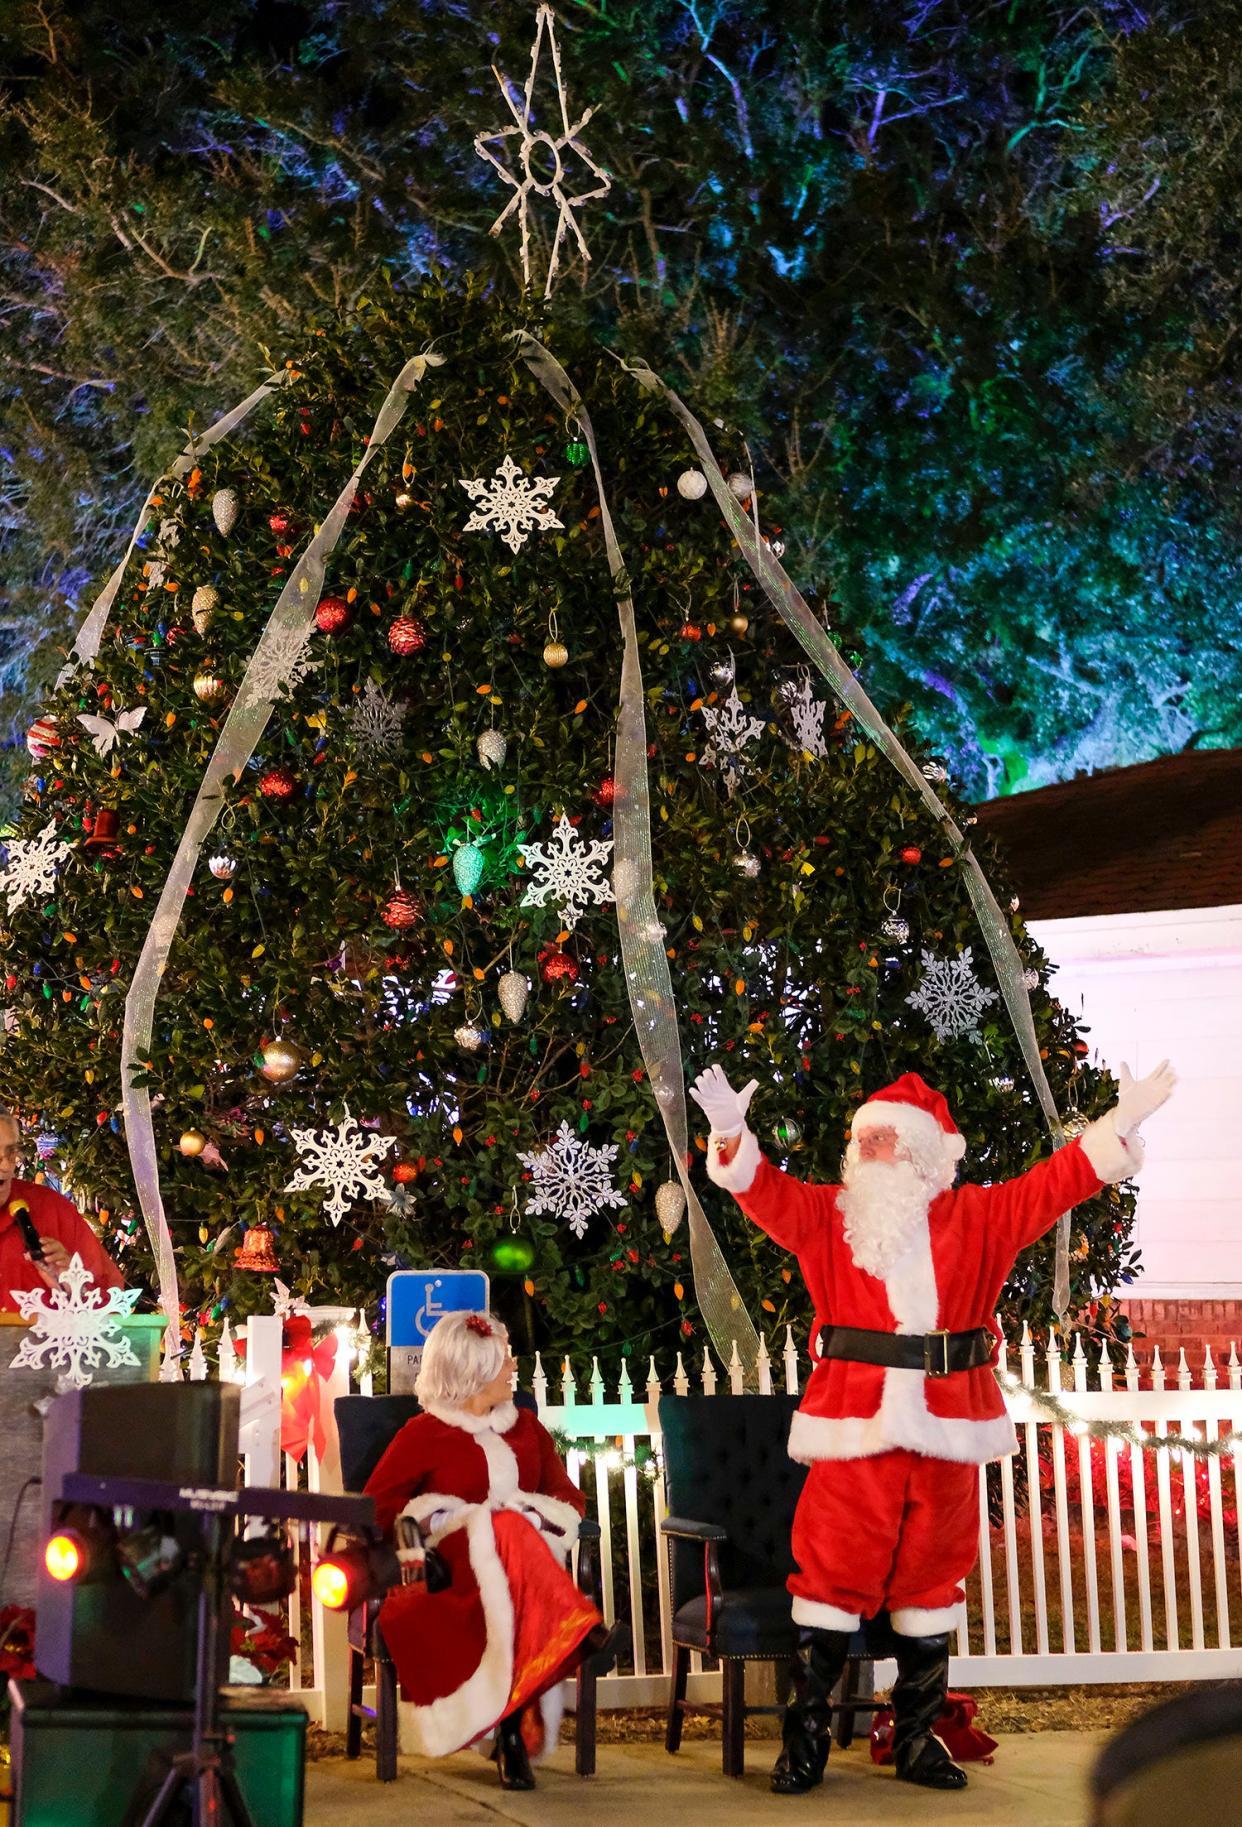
[77,705,147,758]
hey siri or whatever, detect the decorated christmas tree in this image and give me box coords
[0,17,1138,1376]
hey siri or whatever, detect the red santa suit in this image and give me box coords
[708,1076,1137,1635]
[1,1180,125,1313]
[364,1398,601,1758]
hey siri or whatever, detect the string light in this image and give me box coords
[999,1370,1242,1459]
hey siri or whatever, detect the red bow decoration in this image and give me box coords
[236,1312,337,1465]
[277,1313,337,1465]
[466,1314,494,1338]
[869,1692,997,1766]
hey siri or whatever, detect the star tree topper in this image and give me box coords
[519,1120,626,1238]
[12,1255,142,1389]
[474,4,611,298]
[286,1105,395,1225]
[518,810,614,930]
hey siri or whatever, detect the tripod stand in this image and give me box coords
[132,1508,255,1827]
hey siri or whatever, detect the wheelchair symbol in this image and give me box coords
[414,1280,448,1340]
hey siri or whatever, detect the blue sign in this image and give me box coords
[385,1270,490,1348]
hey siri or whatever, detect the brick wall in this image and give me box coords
[1120,1297,1242,1370]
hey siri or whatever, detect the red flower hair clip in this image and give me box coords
[465,1314,494,1339]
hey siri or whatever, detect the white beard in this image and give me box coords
[838,1158,933,1280]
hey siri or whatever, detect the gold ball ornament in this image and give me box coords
[179,1129,207,1158]
[543,638,569,669]
[729,613,750,637]
[192,668,228,706]
[259,1038,302,1084]
[191,585,219,633]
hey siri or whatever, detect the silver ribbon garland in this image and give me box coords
[119,352,441,1370]
[516,332,761,1380]
[621,360,1072,1320]
[55,374,290,690]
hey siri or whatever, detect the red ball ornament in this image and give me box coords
[392,1162,419,1185]
[268,510,293,537]
[540,950,580,985]
[259,765,297,802]
[388,614,427,656]
[594,776,617,808]
[380,887,421,931]
[315,594,351,635]
[26,716,61,760]
[900,845,923,865]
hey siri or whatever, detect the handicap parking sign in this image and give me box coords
[386,1269,490,1392]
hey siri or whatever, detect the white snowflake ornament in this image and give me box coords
[459,454,563,554]
[700,687,766,798]
[906,948,999,1043]
[286,1105,395,1225]
[12,1255,142,1389]
[0,820,74,916]
[518,1120,626,1239]
[518,811,614,931]
[347,680,408,759]
[780,673,829,759]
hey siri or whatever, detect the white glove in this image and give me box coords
[1112,1060,1176,1140]
[689,1063,759,1137]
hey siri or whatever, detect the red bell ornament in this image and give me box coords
[235,1224,280,1272]
[540,950,580,985]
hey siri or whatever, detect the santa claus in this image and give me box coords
[690,1059,1176,1795]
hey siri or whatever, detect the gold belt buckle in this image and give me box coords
[924,1330,951,1377]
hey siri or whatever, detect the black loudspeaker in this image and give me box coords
[36,1383,241,1703]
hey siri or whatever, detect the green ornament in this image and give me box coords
[565,439,589,467]
[452,841,484,895]
[772,1117,802,1150]
[489,1235,536,1277]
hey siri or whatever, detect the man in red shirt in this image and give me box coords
[0,1110,125,1312]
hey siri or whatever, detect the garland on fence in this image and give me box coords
[996,1370,1242,1460]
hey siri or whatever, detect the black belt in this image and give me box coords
[816,1323,994,1379]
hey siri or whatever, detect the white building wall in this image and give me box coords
[1029,903,1242,1299]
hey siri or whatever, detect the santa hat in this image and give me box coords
[851,1072,967,1167]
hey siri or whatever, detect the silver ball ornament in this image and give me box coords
[733,850,761,878]
[880,914,910,943]
[727,472,754,500]
[772,1117,802,1150]
[208,854,237,880]
[676,469,708,500]
[454,1022,486,1053]
[477,728,508,770]
[708,655,735,689]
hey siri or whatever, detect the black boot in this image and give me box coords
[770,1627,853,1795]
[890,1633,967,1791]
[495,1710,536,1791]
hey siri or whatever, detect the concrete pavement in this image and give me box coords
[305,1731,1104,1825]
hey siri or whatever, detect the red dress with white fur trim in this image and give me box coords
[710,1114,1137,1631]
[364,1400,600,1757]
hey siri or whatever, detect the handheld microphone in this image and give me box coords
[6,1194,45,1263]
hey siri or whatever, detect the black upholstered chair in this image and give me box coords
[658,1392,877,1777]
[334,1390,604,1780]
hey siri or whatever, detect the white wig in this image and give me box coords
[414,1310,510,1408]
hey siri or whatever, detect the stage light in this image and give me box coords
[45,1532,84,1582]
[43,1504,116,1585]
[116,1518,185,1599]
[231,1529,297,1606]
[312,1527,400,1612]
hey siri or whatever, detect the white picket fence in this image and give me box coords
[226,1317,1242,1725]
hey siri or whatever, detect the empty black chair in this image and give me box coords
[658,1392,877,1777]
[334,1391,604,1779]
